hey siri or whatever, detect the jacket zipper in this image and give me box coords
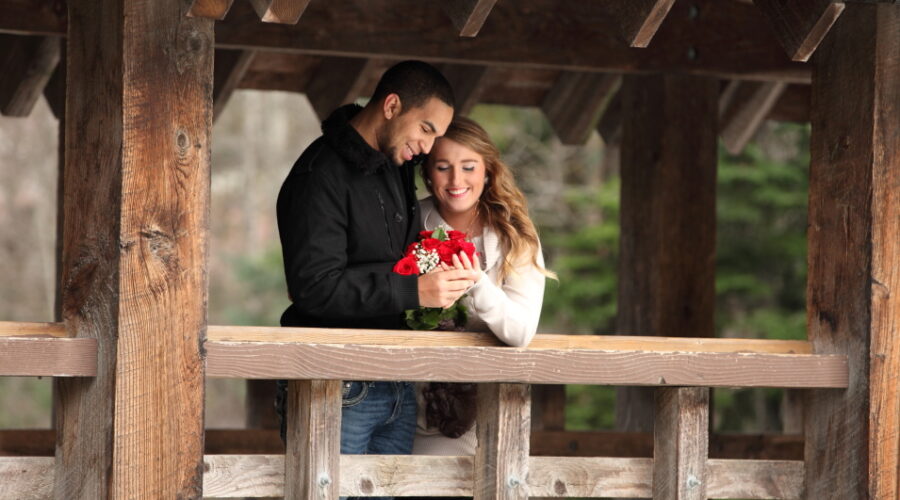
[375,189,393,252]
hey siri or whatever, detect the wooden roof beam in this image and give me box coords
[752,0,846,62]
[305,57,377,121]
[438,63,492,115]
[249,0,311,24]
[541,72,620,145]
[606,0,677,48]
[718,80,788,154]
[213,49,257,121]
[441,0,498,37]
[0,34,60,117]
[596,89,623,146]
[187,0,236,20]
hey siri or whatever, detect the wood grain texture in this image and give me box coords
[617,73,719,432]
[0,457,53,500]
[718,80,788,155]
[654,387,710,499]
[186,0,235,20]
[441,0,498,37]
[707,459,803,499]
[753,0,846,61]
[341,455,473,496]
[0,34,60,117]
[541,72,620,145]
[285,380,341,499]
[205,341,847,388]
[0,321,67,337]
[605,0,677,48]
[475,383,531,499]
[249,0,311,24]
[0,337,96,376]
[439,63,491,115]
[805,4,900,499]
[54,0,212,497]
[304,56,376,120]
[213,49,256,121]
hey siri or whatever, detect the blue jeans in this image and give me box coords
[276,380,416,499]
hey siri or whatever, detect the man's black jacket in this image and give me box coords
[277,104,421,329]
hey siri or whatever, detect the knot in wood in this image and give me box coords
[359,477,374,494]
[317,472,332,488]
[686,474,701,489]
[507,476,523,488]
[554,479,568,495]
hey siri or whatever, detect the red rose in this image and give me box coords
[459,241,476,260]
[419,230,434,240]
[437,239,461,264]
[447,230,466,241]
[405,242,419,256]
[393,255,420,275]
[421,238,441,251]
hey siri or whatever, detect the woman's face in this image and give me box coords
[426,137,487,219]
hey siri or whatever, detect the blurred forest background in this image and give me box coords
[0,90,808,434]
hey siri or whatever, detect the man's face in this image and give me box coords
[379,96,454,166]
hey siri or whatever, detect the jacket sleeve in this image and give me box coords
[465,245,547,347]
[283,165,419,320]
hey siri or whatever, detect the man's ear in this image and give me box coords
[382,93,402,120]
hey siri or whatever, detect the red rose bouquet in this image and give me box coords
[393,226,476,330]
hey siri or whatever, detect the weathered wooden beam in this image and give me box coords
[753,0,845,62]
[304,56,376,121]
[605,0,677,48]
[0,320,67,337]
[0,0,66,36]
[249,0,311,24]
[0,337,96,377]
[213,49,256,121]
[475,383,531,499]
[805,4,900,499]
[596,89,623,145]
[541,72,620,145]
[617,73,719,431]
[766,83,810,123]
[55,0,213,496]
[654,387,710,499]
[439,63,491,116]
[441,0,498,37]
[0,457,53,500]
[0,34,60,116]
[187,0,236,20]
[718,80,788,154]
[284,380,341,499]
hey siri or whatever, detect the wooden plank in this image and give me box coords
[204,454,284,497]
[441,0,498,37]
[617,73,719,432]
[54,0,213,497]
[213,49,256,121]
[187,0,235,20]
[605,0,677,48]
[475,383,530,499]
[249,0,312,24]
[0,457,53,500]
[341,455,473,497]
[0,321,67,337]
[439,63,491,115]
[753,0,846,62]
[0,337,96,376]
[707,459,803,499]
[718,80,788,154]
[0,34,60,116]
[207,325,814,353]
[805,4,900,499]
[541,72,620,145]
[304,56,376,121]
[654,387,710,499]
[284,380,341,499]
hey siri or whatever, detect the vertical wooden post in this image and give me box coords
[285,380,341,500]
[474,383,531,500]
[654,387,710,500]
[617,74,718,432]
[54,0,213,497]
[805,4,900,499]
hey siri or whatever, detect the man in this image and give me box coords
[275,61,478,471]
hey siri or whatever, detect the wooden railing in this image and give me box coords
[0,321,848,499]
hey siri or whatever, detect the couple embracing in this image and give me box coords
[275,60,553,499]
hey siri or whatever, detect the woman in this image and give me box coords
[412,116,554,462]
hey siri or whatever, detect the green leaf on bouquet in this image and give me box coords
[432,226,448,241]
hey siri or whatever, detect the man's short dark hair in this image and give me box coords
[371,60,455,112]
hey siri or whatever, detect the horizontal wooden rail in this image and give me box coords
[0,321,67,338]
[0,455,803,498]
[0,337,97,377]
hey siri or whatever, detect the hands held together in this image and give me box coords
[417,251,482,309]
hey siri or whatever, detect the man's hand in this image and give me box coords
[418,269,478,308]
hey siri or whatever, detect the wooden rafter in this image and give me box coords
[605,0,677,48]
[718,80,788,154]
[186,0,235,20]
[438,63,491,115]
[541,72,620,145]
[752,0,846,62]
[304,56,376,120]
[213,49,257,121]
[596,89,623,145]
[441,0,498,37]
[249,0,311,24]
[0,34,60,117]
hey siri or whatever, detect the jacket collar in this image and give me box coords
[419,196,501,272]
[321,104,391,175]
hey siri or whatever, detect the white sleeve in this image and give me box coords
[465,247,546,347]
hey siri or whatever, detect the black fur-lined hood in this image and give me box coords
[321,104,391,175]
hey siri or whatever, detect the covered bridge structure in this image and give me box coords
[0,0,897,498]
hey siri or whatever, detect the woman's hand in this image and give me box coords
[440,251,483,283]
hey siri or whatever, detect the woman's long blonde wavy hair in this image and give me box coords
[423,116,555,281]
